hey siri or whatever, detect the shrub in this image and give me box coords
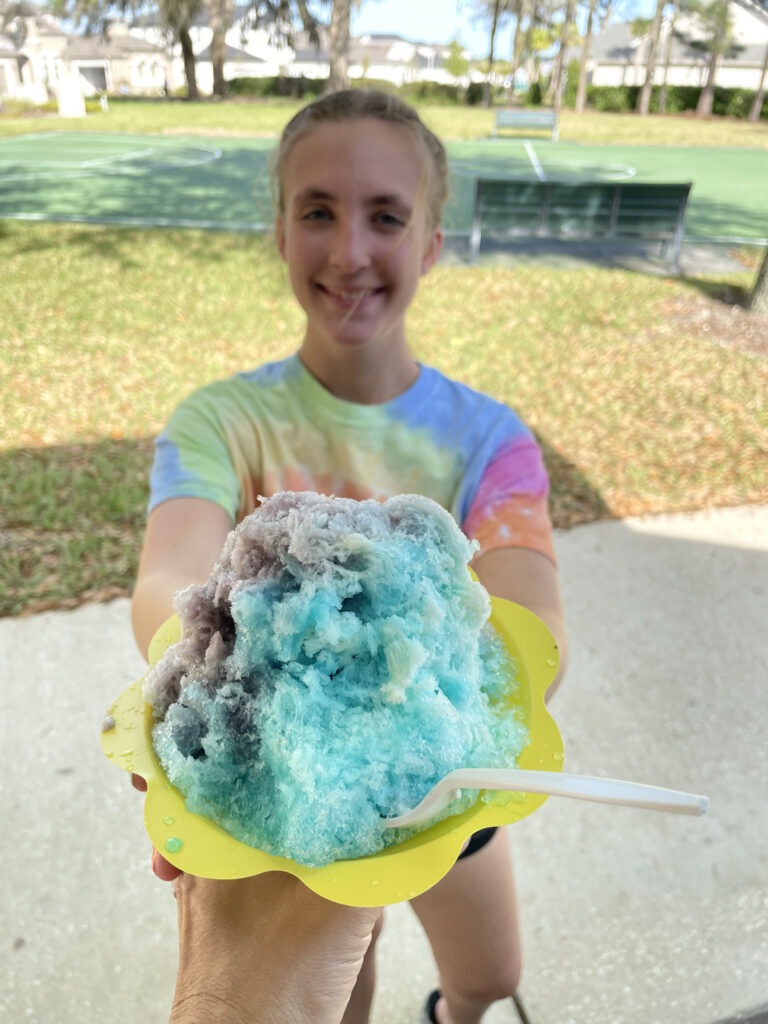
[465,81,485,105]
[526,79,543,106]
[227,75,326,99]
[400,81,461,104]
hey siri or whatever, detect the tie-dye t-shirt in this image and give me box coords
[149,354,555,563]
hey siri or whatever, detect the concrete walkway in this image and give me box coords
[3,505,767,1024]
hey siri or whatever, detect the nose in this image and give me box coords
[329,215,371,273]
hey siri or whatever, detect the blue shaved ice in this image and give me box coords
[144,492,528,867]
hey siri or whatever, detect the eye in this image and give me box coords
[374,210,407,228]
[301,207,332,222]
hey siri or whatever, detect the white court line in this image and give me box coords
[0,137,223,181]
[523,141,547,182]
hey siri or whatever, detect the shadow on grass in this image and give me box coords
[0,218,275,271]
[538,436,613,530]
[0,436,154,617]
[2,432,611,616]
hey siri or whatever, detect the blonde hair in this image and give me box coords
[272,89,449,233]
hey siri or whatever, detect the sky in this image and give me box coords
[350,0,654,60]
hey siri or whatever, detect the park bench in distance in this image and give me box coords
[469,178,693,274]
[493,108,559,141]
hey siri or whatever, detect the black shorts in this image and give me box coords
[457,827,498,860]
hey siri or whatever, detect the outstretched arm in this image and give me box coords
[131,497,233,659]
[472,546,567,699]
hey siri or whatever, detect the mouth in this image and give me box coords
[317,284,382,310]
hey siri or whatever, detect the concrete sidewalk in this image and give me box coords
[3,505,767,1024]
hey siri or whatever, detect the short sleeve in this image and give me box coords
[148,390,241,519]
[463,436,555,564]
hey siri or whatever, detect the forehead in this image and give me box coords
[280,118,425,203]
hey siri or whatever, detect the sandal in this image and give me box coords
[422,989,441,1023]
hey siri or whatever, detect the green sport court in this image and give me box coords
[1,131,766,246]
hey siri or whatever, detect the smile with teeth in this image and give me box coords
[320,284,382,308]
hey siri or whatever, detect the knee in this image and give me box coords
[444,954,521,1005]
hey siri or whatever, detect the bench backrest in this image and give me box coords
[470,178,693,267]
[474,179,691,237]
[495,110,557,128]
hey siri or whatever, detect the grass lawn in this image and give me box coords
[1,96,767,147]
[2,218,766,617]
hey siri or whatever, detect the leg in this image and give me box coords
[409,828,521,1024]
[340,911,385,1024]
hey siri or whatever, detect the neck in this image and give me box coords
[298,347,419,405]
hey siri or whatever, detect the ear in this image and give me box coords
[275,214,287,261]
[420,227,443,276]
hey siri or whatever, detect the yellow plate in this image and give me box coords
[101,595,562,906]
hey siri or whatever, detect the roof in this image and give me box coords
[590,17,767,67]
[195,42,265,62]
[63,32,165,59]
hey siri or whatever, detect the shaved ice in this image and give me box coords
[144,492,529,867]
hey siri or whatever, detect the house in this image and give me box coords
[287,30,464,87]
[0,10,171,103]
[587,0,768,91]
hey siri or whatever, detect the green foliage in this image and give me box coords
[227,75,326,98]
[445,39,470,79]
[526,79,544,106]
[400,81,462,105]
[562,58,581,108]
[587,85,638,112]
[465,81,486,106]
[585,83,768,120]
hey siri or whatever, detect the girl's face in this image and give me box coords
[275,118,443,371]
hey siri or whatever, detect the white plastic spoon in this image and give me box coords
[383,767,709,829]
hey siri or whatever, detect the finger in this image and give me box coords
[131,773,147,792]
[152,847,184,882]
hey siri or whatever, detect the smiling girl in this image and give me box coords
[132,89,566,1024]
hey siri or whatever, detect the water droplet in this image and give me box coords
[165,837,184,854]
[553,751,564,761]
[163,816,175,826]
[101,715,116,733]
[120,750,134,758]
[371,880,380,886]
[126,764,134,773]
[546,657,557,667]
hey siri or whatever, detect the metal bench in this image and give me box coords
[493,109,559,141]
[469,178,693,273]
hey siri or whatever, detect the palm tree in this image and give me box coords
[658,0,679,113]
[748,39,768,122]
[638,0,665,114]
[575,0,598,112]
[679,0,739,117]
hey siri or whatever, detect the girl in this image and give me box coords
[132,89,567,1024]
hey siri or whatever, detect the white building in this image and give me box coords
[0,11,170,102]
[587,0,768,91]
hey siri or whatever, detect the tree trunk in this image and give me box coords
[208,0,233,97]
[575,0,597,113]
[696,44,719,115]
[326,0,352,93]
[696,0,729,117]
[509,0,526,102]
[179,26,198,100]
[659,0,678,114]
[549,0,575,113]
[483,0,503,108]
[750,247,768,315]
[748,41,768,122]
[638,0,664,115]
